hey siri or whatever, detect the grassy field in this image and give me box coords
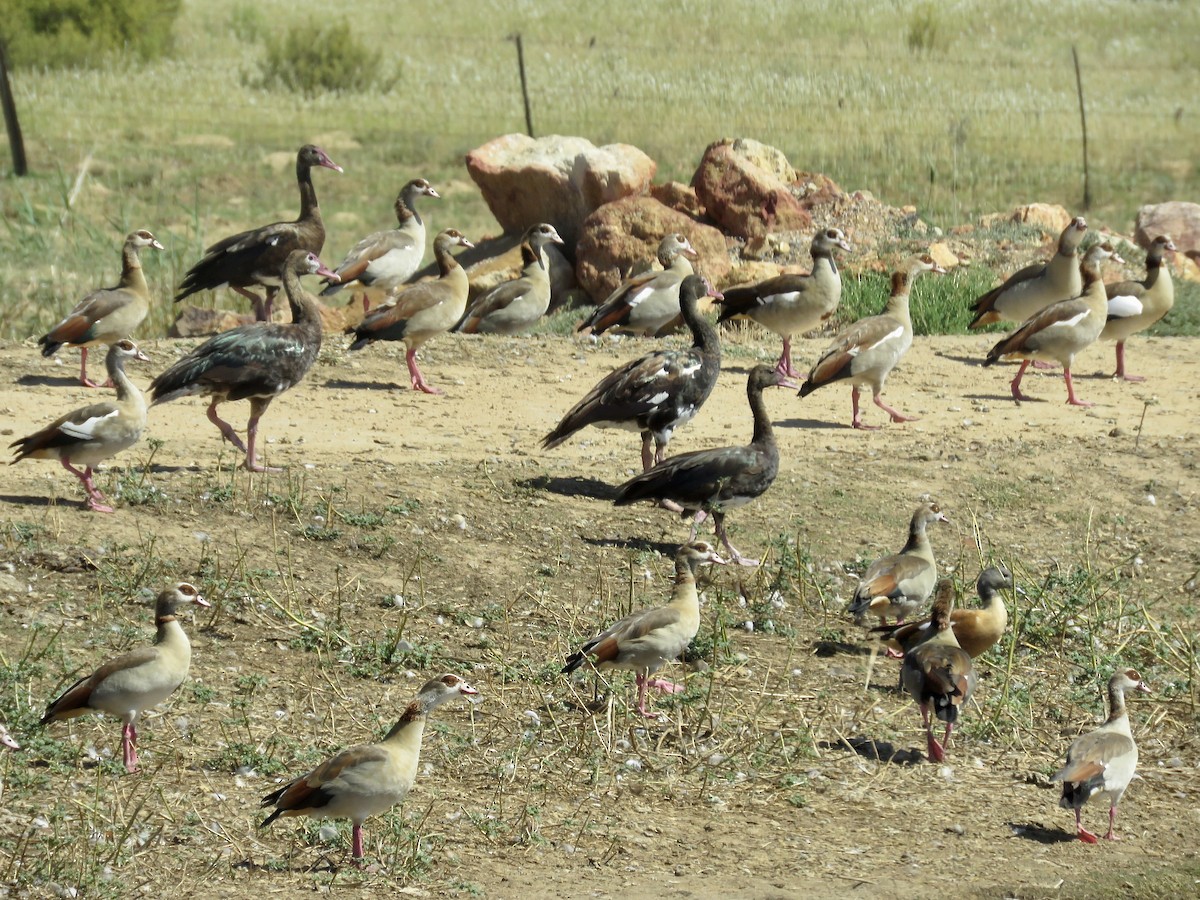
[2,1,1198,341]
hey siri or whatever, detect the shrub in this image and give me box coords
[253,20,394,96]
[0,0,180,68]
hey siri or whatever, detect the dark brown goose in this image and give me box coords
[1102,234,1176,381]
[38,230,163,387]
[175,145,342,321]
[543,274,723,470]
[41,582,210,773]
[151,251,336,472]
[321,177,440,301]
[458,223,565,334]
[716,227,852,377]
[345,229,474,394]
[613,364,792,566]
[576,233,698,337]
[10,339,149,512]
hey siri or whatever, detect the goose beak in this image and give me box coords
[316,264,340,282]
[459,682,480,696]
[194,593,212,608]
[1136,680,1151,695]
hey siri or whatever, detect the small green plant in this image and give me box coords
[906,3,943,54]
[227,2,266,43]
[0,0,181,68]
[252,21,395,97]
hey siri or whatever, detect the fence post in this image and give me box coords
[0,40,28,176]
[510,33,535,138]
[1071,45,1090,211]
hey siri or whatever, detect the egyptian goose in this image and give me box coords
[847,502,948,632]
[38,230,163,387]
[41,582,209,773]
[260,673,478,862]
[901,580,976,763]
[983,242,1122,406]
[175,144,342,321]
[1052,668,1150,843]
[562,542,725,718]
[873,565,1014,658]
[613,365,792,566]
[0,725,18,750]
[798,253,945,429]
[345,229,474,395]
[576,233,698,337]
[1101,235,1176,382]
[716,227,853,377]
[10,339,149,512]
[542,274,723,470]
[968,216,1088,329]
[457,223,565,334]
[150,251,336,472]
[321,177,440,301]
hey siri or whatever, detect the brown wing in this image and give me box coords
[562,606,681,672]
[10,400,122,461]
[985,298,1091,361]
[43,290,132,345]
[41,646,160,722]
[460,278,531,332]
[333,230,417,283]
[260,743,389,823]
[1053,731,1134,783]
[969,261,1046,326]
[803,315,903,390]
[716,274,809,321]
[576,271,660,334]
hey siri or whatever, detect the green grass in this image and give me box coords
[2,1,1198,341]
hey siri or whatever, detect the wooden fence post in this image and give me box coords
[510,33,535,138]
[0,40,28,176]
[1072,45,1090,211]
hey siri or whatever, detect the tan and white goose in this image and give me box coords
[0,725,18,751]
[562,542,725,717]
[1101,234,1176,382]
[321,177,440,303]
[345,229,474,394]
[458,223,565,334]
[901,579,976,763]
[968,216,1088,328]
[10,339,149,512]
[41,582,209,772]
[260,673,478,862]
[716,227,853,377]
[1052,668,1150,843]
[798,253,944,429]
[983,242,1122,407]
[576,233,699,337]
[848,502,948,632]
[37,230,163,387]
[873,565,1014,658]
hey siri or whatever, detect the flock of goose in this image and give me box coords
[5,143,1172,860]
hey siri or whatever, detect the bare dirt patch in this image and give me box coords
[1,328,1197,898]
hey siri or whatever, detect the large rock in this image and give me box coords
[980,203,1072,234]
[465,135,656,247]
[691,138,813,239]
[1135,201,1200,254]
[575,196,729,302]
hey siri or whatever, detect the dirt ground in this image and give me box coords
[1,325,1198,899]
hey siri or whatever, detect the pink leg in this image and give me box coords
[1063,367,1093,407]
[714,513,758,566]
[122,722,139,773]
[233,286,270,322]
[851,387,879,430]
[646,675,685,694]
[61,461,113,512]
[1076,807,1098,844]
[687,510,707,542]
[919,702,945,762]
[207,400,247,452]
[1113,341,1145,382]
[775,338,800,378]
[78,347,101,388]
[351,823,365,860]
[406,347,442,395]
[1104,805,1120,841]
[634,673,658,718]
[243,412,280,473]
[873,391,917,424]
[1009,360,1036,402]
[942,721,954,752]
[885,645,904,660]
[640,432,654,471]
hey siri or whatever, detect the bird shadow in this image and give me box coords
[776,416,843,431]
[960,392,1031,403]
[519,474,617,502]
[811,639,872,657]
[0,494,62,509]
[1008,821,1077,845]
[582,535,680,557]
[16,374,83,388]
[933,350,988,367]
[819,736,925,766]
[322,378,405,392]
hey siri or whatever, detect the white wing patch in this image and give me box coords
[627,286,653,307]
[646,392,671,406]
[59,409,118,440]
[1106,294,1143,319]
[865,325,904,351]
[765,291,801,305]
[1045,310,1089,331]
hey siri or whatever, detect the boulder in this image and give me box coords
[981,203,1072,234]
[650,181,704,217]
[575,196,729,302]
[464,134,656,247]
[692,138,812,239]
[1135,201,1200,255]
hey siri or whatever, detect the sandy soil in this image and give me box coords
[0,327,1198,899]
